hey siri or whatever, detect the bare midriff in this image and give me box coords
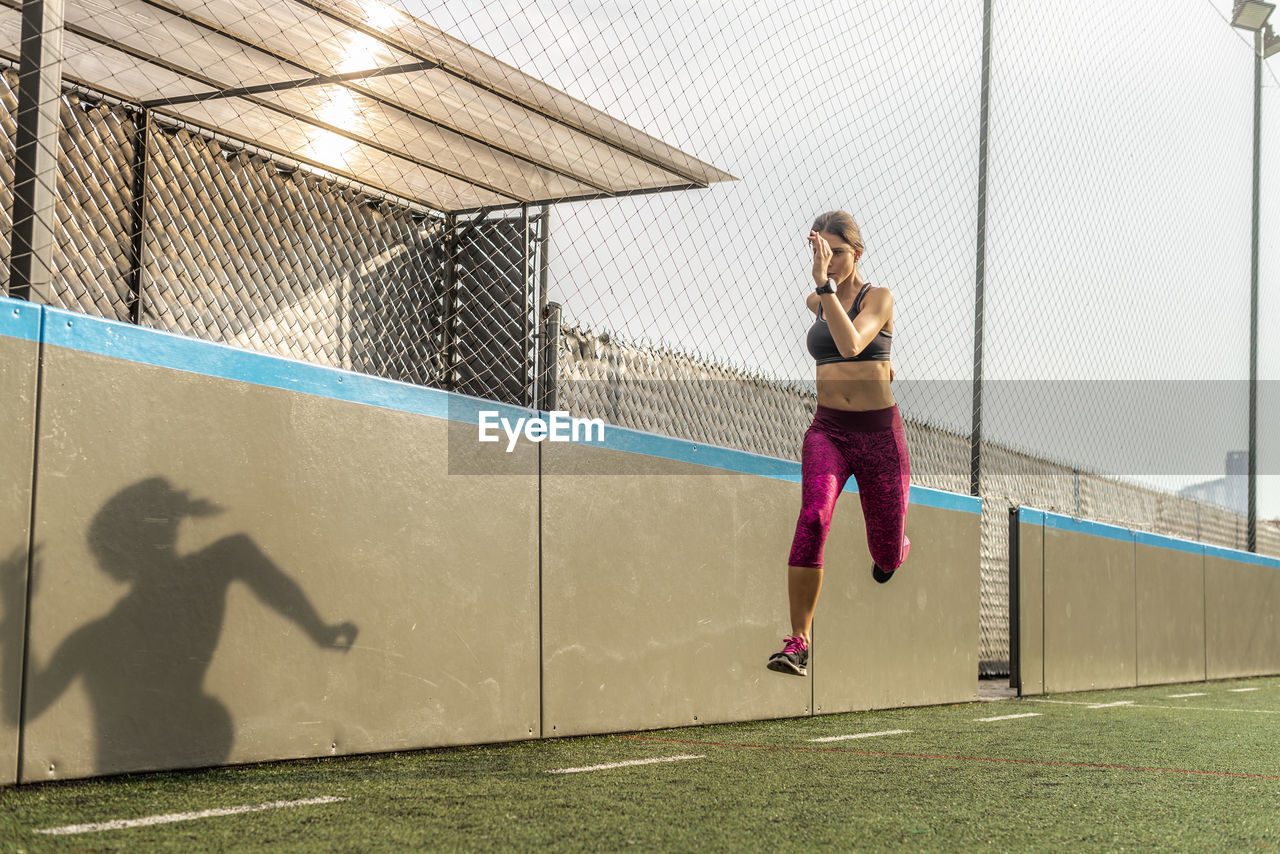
[815,359,894,411]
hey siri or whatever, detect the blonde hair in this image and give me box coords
[811,211,864,258]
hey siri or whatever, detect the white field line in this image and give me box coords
[1168,693,1207,698]
[975,713,1042,722]
[546,755,704,774]
[36,796,347,836]
[809,730,912,743]
[1229,688,1261,693]
[1026,698,1280,714]
[1087,701,1135,709]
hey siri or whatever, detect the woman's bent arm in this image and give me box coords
[821,288,893,358]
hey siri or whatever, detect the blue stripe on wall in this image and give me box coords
[1204,543,1280,570]
[1043,512,1134,543]
[569,418,981,513]
[1133,529,1205,558]
[40,304,455,422]
[0,297,42,343]
[1024,505,1280,571]
[7,298,980,513]
[1017,508,1046,527]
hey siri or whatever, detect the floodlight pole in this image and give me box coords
[1247,28,1262,552]
[8,0,65,301]
[970,0,993,497]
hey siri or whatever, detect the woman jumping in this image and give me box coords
[767,210,911,677]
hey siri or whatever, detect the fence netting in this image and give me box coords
[2,0,1276,674]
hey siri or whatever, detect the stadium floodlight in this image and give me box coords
[1265,24,1280,56]
[1232,0,1275,31]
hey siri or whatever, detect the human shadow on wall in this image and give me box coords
[1,477,358,774]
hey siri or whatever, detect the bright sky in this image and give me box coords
[413,0,1280,516]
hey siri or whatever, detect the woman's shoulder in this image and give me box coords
[862,283,894,304]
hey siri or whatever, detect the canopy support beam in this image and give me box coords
[141,60,438,109]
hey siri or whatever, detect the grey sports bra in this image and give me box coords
[806,282,893,365]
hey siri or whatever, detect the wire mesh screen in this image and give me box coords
[430,0,1277,674]
[0,72,536,405]
[975,0,1266,667]
[501,0,982,450]
[1262,74,1280,566]
[0,72,134,320]
[2,0,1277,676]
[451,209,539,406]
[141,121,449,388]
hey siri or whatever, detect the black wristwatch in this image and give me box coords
[815,278,836,295]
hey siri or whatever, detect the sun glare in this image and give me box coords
[303,127,358,169]
[337,31,389,73]
[362,0,401,32]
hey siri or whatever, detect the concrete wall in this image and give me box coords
[1136,535,1206,685]
[0,295,985,784]
[1013,507,1278,695]
[813,499,979,714]
[540,448,812,735]
[1205,549,1280,679]
[541,436,981,737]
[22,309,541,782]
[1042,518,1136,693]
[0,301,41,787]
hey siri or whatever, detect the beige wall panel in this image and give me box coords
[0,328,40,787]
[1135,543,1205,685]
[1205,556,1280,679]
[23,346,539,782]
[541,443,811,737]
[813,504,980,714]
[1016,517,1045,696]
[1043,529,1136,693]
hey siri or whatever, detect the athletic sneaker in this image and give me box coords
[873,535,911,583]
[766,634,809,676]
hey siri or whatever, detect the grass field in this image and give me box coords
[2,676,1278,852]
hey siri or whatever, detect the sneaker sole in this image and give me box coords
[872,563,895,584]
[766,657,807,677]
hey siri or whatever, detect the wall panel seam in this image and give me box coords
[16,305,46,783]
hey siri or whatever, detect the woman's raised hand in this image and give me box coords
[808,231,832,287]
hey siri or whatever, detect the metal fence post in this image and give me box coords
[536,204,550,410]
[127,108,151,324]
[970,0,994,498]
[443,212,457,392]
[541,302,561,412]
[522,203,531,407]
[8,0,65,301]
[1247,28,1261,553]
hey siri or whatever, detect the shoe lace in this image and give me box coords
[782,635,807,655]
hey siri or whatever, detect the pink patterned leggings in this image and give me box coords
[787,404,911,570]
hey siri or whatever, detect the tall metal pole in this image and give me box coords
[443,212,457,392]
[537,204,552,411]
[127,109,151,324]
[1248,29,1262,552]
[541,302,561,413]
[8,0,65,300]
[970,0,993,497]
[522,203,531,407]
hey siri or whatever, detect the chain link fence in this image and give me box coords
[0,65,537,404]
[3,0,1277,675]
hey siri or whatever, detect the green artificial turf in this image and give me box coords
[2,676,1278,852]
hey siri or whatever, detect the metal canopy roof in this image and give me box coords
[0,0,736,213]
